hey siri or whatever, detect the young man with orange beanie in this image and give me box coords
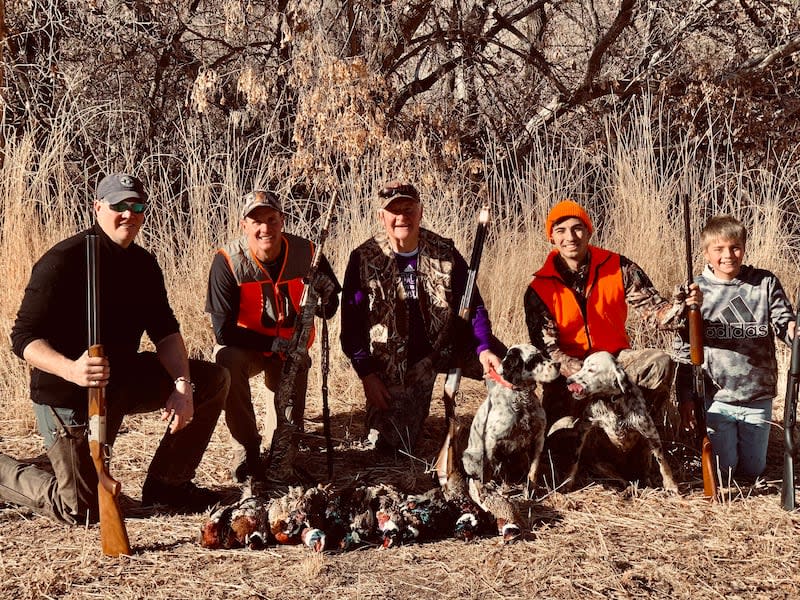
[525,199,702,430]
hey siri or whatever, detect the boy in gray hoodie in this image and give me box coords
[676,215,795,480]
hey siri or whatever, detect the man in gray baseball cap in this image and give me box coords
[96,173,148,204]
[2,172,231,525]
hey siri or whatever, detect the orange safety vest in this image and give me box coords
[217,234,315,354]
[529,246,629,358]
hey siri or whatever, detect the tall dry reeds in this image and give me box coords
[1,98,799,435]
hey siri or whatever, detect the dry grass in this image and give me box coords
[3,102,800,598]
[2,378,800,600]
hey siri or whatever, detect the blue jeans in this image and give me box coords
[705,398,772,480]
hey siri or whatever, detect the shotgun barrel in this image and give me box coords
[442,206,490,421]
[781,306,800,510]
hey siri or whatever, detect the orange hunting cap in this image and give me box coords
[545,199,593,239]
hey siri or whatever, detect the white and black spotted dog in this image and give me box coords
[564,351,678,492]
[461,344,560,487]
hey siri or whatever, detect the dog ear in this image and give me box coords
[524,352,543,371]
[502,348,522,380]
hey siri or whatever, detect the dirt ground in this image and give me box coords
[2,376,800,600]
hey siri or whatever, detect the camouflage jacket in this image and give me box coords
[343,228,458,386]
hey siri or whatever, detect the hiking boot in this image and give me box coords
[231,446,265,484]
[141,478,221,514]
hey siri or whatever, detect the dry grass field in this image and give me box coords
[2,109,800,599]
[2,376,800,600]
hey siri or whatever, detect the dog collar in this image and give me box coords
[487,369,517,390]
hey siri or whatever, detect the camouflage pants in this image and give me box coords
[366,348,488,452]
[617,347,676,438]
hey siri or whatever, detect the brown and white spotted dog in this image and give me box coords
[461,344,560,486]
[564,351,679,492]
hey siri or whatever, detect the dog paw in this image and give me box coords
[664,481,680,495]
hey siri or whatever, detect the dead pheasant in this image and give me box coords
[371,483,406,548]
[268,486,306,545]
[468,479,525,543]
[289,486,330,552]
[200,495,271,549]
[341,483,378,550]
[401,487,459,543]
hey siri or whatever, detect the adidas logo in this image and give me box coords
[704,294,768,339]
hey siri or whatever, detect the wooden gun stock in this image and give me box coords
[88,345,131,557]
[688,306,717,499]
[781,308,800,510]
[87,235,130,556]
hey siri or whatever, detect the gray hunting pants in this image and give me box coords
[0,405,98,524]
[0,354,227,524]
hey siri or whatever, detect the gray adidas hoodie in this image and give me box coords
[676,264,795,405]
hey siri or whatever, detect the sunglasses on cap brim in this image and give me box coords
[378,184,419,201]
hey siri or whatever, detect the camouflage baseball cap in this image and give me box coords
[241,189,282,219]
[377,180,420,209]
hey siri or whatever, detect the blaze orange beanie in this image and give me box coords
[545,199,593,239]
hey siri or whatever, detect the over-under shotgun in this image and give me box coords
[86,234,131,556]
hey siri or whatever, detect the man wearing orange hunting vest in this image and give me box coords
[525,200,702,429]
[206,189,340,487]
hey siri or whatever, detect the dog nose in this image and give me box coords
[553,361,561,370]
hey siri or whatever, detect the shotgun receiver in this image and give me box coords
[86,234,131,557]
[781,305,800,510]
[268,193,337,479]
[442,205,490,422]
[682,196,718,500]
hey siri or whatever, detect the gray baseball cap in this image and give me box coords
[96,173,147,204]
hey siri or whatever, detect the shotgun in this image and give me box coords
[781,305,800,510]
[268,193,337,479]
[86,234,131,557]
[682,196,718,500]
[441,206,491,422]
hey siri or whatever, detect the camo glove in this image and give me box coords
[313,273,339,318]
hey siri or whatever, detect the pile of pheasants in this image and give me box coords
[200,481,523,552]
